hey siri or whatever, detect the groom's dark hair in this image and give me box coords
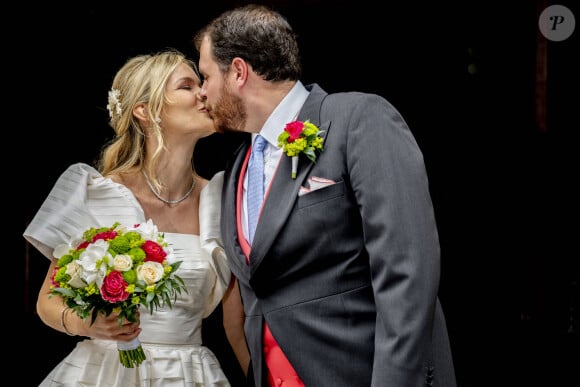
[194,4,302,82]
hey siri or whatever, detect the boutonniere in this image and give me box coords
[277,120,324,179]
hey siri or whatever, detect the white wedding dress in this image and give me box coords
[24,163,232,386]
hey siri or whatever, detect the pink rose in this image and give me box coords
[101,271,129,303]
[142,240,167,264]
[284,121,304,143]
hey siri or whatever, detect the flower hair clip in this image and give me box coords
[107,88,123,119]
[277,119,324,179]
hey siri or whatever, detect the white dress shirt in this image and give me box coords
[241,81,310,242]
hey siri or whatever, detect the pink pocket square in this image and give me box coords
[299,176,336,196]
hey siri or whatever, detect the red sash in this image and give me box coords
[236,147,305,387]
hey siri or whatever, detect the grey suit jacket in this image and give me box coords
[221,83,456,387]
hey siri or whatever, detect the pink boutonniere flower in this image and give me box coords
[277,120,324,179]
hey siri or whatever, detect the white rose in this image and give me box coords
[136,261,164,285]
[113,254,133,271]
[65,261,87,288]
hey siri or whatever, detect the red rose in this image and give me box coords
[101,271,129,303]
[284,121,304,143]
[50,266,59,287]
[76,241,89,250]
[142,240,167,264]
[92,230,118,242]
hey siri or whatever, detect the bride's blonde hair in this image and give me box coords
[96,49,198,191]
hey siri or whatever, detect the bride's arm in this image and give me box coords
[222,275,250,376]
[36,258,141,341]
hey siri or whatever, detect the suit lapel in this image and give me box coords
[248,84,330,272]
[223,140,252,278]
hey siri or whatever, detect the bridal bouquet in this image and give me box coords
[50,219,186,368]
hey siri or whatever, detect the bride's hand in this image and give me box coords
[69,310,142,341]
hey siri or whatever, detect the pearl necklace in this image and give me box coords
[142,170,195,205]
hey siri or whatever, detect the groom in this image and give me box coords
[195,4,456,387]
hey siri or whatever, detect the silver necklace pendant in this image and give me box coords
[142,170,195,205]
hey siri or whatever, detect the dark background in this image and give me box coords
[14,1,577,386]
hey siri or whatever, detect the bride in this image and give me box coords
[23,49,249,386]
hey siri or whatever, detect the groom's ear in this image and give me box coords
[231,57,248,85]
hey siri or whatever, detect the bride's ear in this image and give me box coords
[133,103,149,122]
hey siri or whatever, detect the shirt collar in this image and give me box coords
[253,80,309,147]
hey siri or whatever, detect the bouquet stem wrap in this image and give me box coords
[117,337,146,368]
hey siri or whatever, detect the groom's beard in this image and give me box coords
[208,82,247,134]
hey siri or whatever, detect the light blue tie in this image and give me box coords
[247,135,267,244]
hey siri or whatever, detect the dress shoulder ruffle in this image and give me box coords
[23,163,145,259]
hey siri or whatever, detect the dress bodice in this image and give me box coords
[23,163,231,386]
[139,232,215,345]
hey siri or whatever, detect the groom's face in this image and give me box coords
[198,35,247,134]
[209,80,247,134]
